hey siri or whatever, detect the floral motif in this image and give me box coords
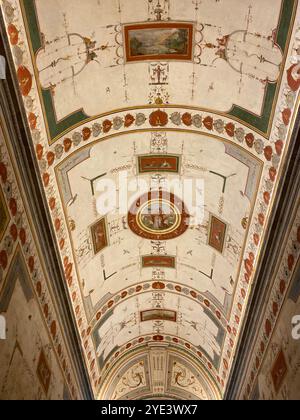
[113,117,123,131]
[245,133,254,148]
[135,113,146,126]
[124,114,135,128]
[192,114,202,128]
[82,127,92,141]
[170,112,182,126]
[149,110,168,127]
[72,132,82,146]
[17,66,32,96]
[214,119,225,133]
[182,112,192,126]
[203,116,214,130]
[103,119,113,133]
[92,123,102,137]
[235,127,245,143]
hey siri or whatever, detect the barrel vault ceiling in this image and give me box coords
[1,0,300,400]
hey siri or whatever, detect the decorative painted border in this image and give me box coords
[240,205,300,399]
[0,121,80,399]
[34,109,283,168]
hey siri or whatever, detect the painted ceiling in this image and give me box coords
[1,0,300,399]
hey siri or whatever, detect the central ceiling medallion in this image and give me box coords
[128,191,190,240]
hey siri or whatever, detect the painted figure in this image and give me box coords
[141,202,177,232]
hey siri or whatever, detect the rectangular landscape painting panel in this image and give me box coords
[208,215,227,254]
[124,22,194,62]
[91,218,108,255]
[138,155,180,173]
[141,309,177,323]
[142,255,176,269]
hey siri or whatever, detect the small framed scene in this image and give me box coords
[124,22,194,63]
[90,218,109,255]
[138,154,180,174]
[208,214,228,254]
[141,255,176,269]
[141,309,177,323]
